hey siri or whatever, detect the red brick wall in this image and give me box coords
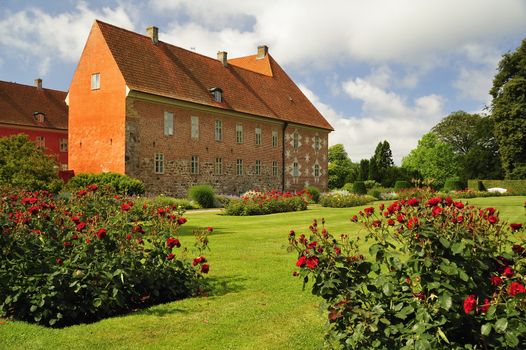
[0,125,68,169]
[125,97,285,196]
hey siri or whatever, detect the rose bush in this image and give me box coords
[0,186,210,327]
[319,190,376,208]
[289,197,526,349]
[224,190,309,216]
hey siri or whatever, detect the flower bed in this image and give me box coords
[223,190,309,216]
[289,197,526,349]
[319,190,376,208]
[0,186,210,327]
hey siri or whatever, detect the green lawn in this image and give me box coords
[1,196,525,350]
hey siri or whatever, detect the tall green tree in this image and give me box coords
[490,38,526,179]
[358,159,369,181]
[0,134,62,191]
[328,144,353,189]
[432,111,503,179]
[401,133,461,187]
[369,141,394,183]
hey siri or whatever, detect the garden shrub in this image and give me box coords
[65,173,145,195]
[342,183,353,192]
[188,185,215,208]
[305,186,321,204]
[477,180,486,191]
[394,180,412,191]
[396,186,436,200]
[289,197,526,349]
[224,190,309,216]
[0,187,210,327]
[364,180,381,189]
[467,179,526,195]
[351,181,367,195]
[137,195,199,210]
[443,177,466,192]
[319,190,376,208]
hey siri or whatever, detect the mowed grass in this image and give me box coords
[1,196,525,350]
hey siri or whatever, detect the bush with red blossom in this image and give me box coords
[288,197,526,349]
[224,189,309,216]
[0,187,210,327]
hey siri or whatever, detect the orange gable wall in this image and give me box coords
[68,22,126,174]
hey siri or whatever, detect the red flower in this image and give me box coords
[510,223,523,231]
[408,198,420,207]
[71,234,79,240]
[95,228,107,239]
[479,298,490,314]
[512,244,525,255]
[166,237,181,249]
[85,238,91,244]
[397,214,405,223]
[132,225,145,234]
[207,226,214,232]
[166,253,175,261]
[307,241,317,249]
[508,282,526,296]
[87,184,98,191]
[372,220,381,228]
[28,206,40,215]
[487,215,498,224]
[126,234,132,240]
[379,204,385,211]
[121,203,131,212]
[76,222,87,231]
[407,217,419,229]
[306,256,319,269]
[426,197,441,207]
[201,264,210,274]
[490,275,503,286]
[351,215,358,222]
[387,219,395,226]
[334,247,341,255]
[77,189,88,197]
[158,208,166,216]
[453,201,464,209]
[503,266,514,277]
[177,217,187,225]
[289,230,295,237]
[457,215,464,223]
[364,207,374,216]
[431,206,443,216]
[296,255,307,267]
[63,241,72,247]
[56,258,63,265]
[463,294,477,314]
[22,197,38,205]
[71,216,81,224]
[193,256,207,266]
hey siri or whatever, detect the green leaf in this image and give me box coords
[450,242,465,255]
[495,318,508,333]
[30,305,38,312]
[439,237,450,248]
[505,332,519,347]
[481,323,492,336]
[414,339,431,350]
[382,283,394,296]
[93,298,102,308]
[439,293,452,311]
[458,269,469,282]
[437,327,450,344]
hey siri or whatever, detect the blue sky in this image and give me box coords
[1,0,525,163]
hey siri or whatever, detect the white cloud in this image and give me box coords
[453,66,495,105]
[0,1,135,69]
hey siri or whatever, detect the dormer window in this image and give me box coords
[33,112,45,123]
[209,87,223,102]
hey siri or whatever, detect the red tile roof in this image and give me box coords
[96,21,333,130]
[0,80,68,130]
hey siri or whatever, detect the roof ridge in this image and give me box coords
[0,79,67,94]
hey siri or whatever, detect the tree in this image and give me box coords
[358,159,369,181]
[401,133,461,187]
[490,39,526,179]
[0,134,62,191]
[432,111,503,179]
[328,144,353,189]
[369,141,394,184]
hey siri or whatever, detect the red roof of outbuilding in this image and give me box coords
[0,80,68,130]
[96,20,333,130]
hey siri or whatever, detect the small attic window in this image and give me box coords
[209,87,223,102]
[33,112,45,123]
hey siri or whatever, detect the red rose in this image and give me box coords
[76,222,87,231]
[387,219,395,226]
[503,266,514,277]
[364,207,374,216]
[490,275,503,286]
[306,256,319,269]
[63,241,72,247]
[453,201,464,209]
[207,226,214,232]
[166,237,181,249]
[22,197,38,205]
[71,216,81,224]
[87,184,98,191]
[432,206,442,216]
[121,203,131,212]
[28,206,40,215]
[334,247,341,255]
[177,217,187,225]
[408,198,420,207]
[379,204,385,210]
[426,197,441,207]
[95,228,107,239]
[397,214,405,223]
[508,282,526,296]
[488,215,498,224]
[479,298,490,314]
[351,215,358,222]
[56,258,63,265]
[307,241,317,249]
[85,238,91,244]
[512,244,525,255]
[77,189,88,197]
[126,234,132,240]
[193,256,207,266]
[289,230,295,237]
[201,264,210,274]
[296,255,307,267]
[71,234,79,240]
[463,294,477,314]
[457,216,464,223]
[444,197,453,206]
[166,253,175,261]
[510,223,523,231]
[372,220,381,228]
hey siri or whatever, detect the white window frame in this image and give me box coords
[215,120,222,141]
[272,130,278,148]
[191,155,199,174]
[91,73,100,90]
[255,127,262,146]
[164,112,174,136]
[191,116,199,139]
[35,136,45,148]
[236,124,243,144]
[215,157,222,175]
[236,159,243,176]
[154,153,164,174]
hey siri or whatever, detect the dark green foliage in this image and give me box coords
[467,179,526,195]
[490,39,526,178]
[65,173,145,195]
[0,134,63,192]
[224,191,308,215]
[443,178,466,192]
[367,155,380,182]
[477,180,486,191]
[369,141,394,184]
[188,185,215,208]
[305,185,321,203]
[394,180,412,190]
[328,144,354,189]
[357,159,369,181]
[351,181,367,195]
[319,192,376,208]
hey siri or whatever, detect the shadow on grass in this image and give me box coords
[204,275,247,298]
[177,224,234,237]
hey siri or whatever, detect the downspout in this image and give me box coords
[282,122,288,192]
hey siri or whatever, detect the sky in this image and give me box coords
[1,0,525,164]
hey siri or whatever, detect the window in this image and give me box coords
[91,73,100,90]
[236,124,243,144]
[154,153,164,174]
[215,157,222,175]
[164,112,174,136]
[272,130,278,148]
[215,120,222,141]
[191,155,199,174]
[59,138,68,152]
[293,162,299,177]
[236,159,243,176]
[255,160,261,175]
[314,136,321,151]
[191,116,199,139]
[272,161,278,177]
[293,132,299,149]
[35,136,45,148]
[255,127,261,145]
[210,88,222,102]
[60,164,68,171]
[314,164,320,177]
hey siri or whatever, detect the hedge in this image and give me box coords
[468,180,526,195]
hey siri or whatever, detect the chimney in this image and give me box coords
[256,45,268,60]
[217,51,228,67]
[146,26,159,45]
[34,78,42,90]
